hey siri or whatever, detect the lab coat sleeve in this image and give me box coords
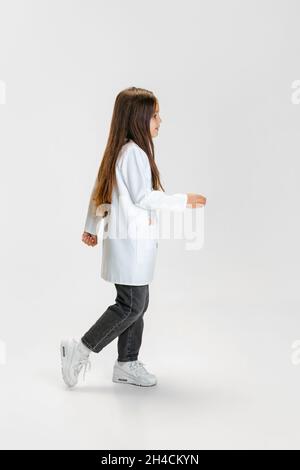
[83,176,103,235]
[120,146,188,212]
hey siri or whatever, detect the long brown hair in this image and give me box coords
[92,87,165,212]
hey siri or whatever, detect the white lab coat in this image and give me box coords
[83,140,187,285]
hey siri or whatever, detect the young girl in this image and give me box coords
[60,87,206,388]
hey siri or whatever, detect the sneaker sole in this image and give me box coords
[60,339,78,388]
[112,376,157,387]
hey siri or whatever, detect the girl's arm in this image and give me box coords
[119,146,188,212]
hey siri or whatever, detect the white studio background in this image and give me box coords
[0,0,300,450]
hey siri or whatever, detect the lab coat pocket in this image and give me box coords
[136,219,155,263]
[136,208,158,264]
[137,238,157,265]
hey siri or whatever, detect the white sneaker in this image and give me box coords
[112,360,157,387]
[60,338,91,388]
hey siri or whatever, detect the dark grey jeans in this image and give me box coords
[81,283,149,362]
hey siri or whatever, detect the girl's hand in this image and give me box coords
[186,193,207,208]
[82,231,98,246]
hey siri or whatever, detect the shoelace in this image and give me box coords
[129,360,147,374]
[75,357,91,382]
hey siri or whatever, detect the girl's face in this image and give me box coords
[150,102,162,138]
